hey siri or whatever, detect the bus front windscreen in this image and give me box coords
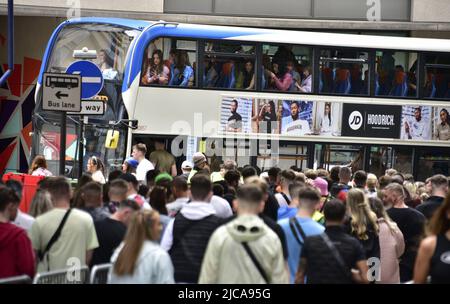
[46,23,138,82]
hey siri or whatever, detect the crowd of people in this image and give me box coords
[0,144,449,284]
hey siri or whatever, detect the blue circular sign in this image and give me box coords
[66,61,104,99]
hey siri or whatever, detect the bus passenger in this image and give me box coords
[287,60,300,91]
[236,60,255,90]
[269,61,293,91]
[142,49,169,85]
[98,49,117,80]
[295,66,312,93]
[169,50,194,87]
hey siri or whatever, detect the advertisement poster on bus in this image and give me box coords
[251,99,281,134]
[400,105,432,140]
[432,106,450,141]
[341,103,402,138]
[311,101,342,137]
[279,100,313,136]
[220,97,253,133]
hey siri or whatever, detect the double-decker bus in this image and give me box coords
[32,17,450,180]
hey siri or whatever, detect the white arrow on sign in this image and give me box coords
[68,100,105,115]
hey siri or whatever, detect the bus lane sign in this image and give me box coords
[43,73,81,112]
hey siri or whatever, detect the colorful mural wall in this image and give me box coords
[0,16,63,174]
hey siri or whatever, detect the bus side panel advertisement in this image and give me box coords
[341,103,402,139]
[279,100,313,136]
[220,97,253,133]
[432,106,450,141]
[311,101,342,137]
[400,105,432,140]
[252,99,281,134]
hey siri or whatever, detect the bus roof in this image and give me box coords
[65,17,152,30]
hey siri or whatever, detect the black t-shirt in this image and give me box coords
[263,193,279,222]
[416,196,445,220]
[301,226,365,284]
[227,112,242,130]
[344,219,380,260]
[91,218,127,267]
[387,207,425,282]
[430,234,450,284]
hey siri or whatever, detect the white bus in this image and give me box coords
[32,17,450,180]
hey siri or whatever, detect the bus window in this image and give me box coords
[258,143,308,171]
[393,147,413,175]
[375,50,417,98]
[423,54,450,100]
[315,144,364,173]
[203,41,255,90]
[262,44,312,93]
[46,24,135,82]
[416,148,450,182]
[141,38,197,87]
[319,49,368,96]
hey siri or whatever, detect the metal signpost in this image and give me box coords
[42,72,82,175]
[66,61,104,179]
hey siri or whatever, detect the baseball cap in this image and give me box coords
[155,172,173,184]
[181,160,193,170]
[312,177,329,197]
[125,157,138,169]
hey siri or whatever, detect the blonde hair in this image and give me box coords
[29,188,53,217]
[113,210,160,276]
[347,188,379,240]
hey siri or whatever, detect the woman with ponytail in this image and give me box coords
[109,210,174,284]
[345,188,380,260]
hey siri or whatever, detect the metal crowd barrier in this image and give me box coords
[90,263,112,284]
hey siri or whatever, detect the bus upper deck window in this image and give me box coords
[375,51,417,98]
[319,49,368,96]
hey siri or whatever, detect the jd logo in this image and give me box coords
[349,111,363,130]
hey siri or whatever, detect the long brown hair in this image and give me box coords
[150,49,164,75]
[429,191,450,235]
[113,210,160,276]
[29,155,47,174]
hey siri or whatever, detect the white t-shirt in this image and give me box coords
[403,119,430,140]
[281,116,311,136]
[92,170,106,184]
[275,193,291,207]
[136,158,155,182]
[13,210,35,232]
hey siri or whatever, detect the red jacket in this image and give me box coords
[0,222,35,279]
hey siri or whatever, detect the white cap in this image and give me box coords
[181,160,193,170]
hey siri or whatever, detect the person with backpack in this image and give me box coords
[274,170,296,207]
[199,184,288,283]
[296,199,369,284]
[278,187,325,283]
[160,174,222,283]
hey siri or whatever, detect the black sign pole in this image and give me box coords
[59,111,67,176]
[78,115,84,179]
